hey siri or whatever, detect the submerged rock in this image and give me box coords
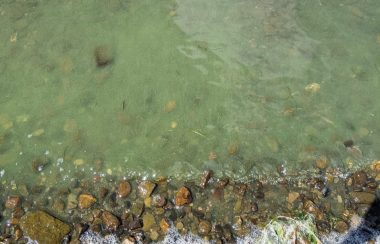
[94,45,114,67]
[117,180,131,198]
[101,210,120,232]
[20,211,71,244]
[5,195,21,209]
[78,193,97,209]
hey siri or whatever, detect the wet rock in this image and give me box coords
[51,199,65,213]
[5,196,21,209]
[94,45,114,67]
[315,156,328,170]
[98,187,109,199]
[32,157,50,173]
[101,210,120,232]
[371,160,380,172]
[198,220,212,235]
[142,213,156,231]
[20,210,71,244]
[78,193,97,209]
[117,181,131,198]
[251,202,259,212]
[128,218,143,230]
[349,192,375,204]
[138,181,156,199]
[335,220,349,233]
[287,192,299,204]
[175,186,193,206]
[151,194,166,207]
[67,193,78,209]
[352,171,367,189]
[159,218,170,233]
[200,170,213,188]
[343,139,354,148]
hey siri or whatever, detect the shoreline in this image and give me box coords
[1,161,379,243]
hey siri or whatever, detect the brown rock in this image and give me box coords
[94,45,114,67]
[198,220,212,235]
[20,211,71,244]
[200,170,213,188]
[371,160,380,172]
[335,221,349,233]
[78,194,97,209]
[5,196,21,209]
[349,192,376,204]
[138,181,156,199]
[117,181,131,198]
[175,186,193,206]
[101,210,120,232]
[287,192,300,204]
[352,171,368,188]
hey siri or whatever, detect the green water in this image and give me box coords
[1,0,380,187]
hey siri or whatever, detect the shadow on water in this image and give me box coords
[341,197,380,243]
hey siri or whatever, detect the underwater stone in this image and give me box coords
[20,210,71,244]
[94,45,114,67]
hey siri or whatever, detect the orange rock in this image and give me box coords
[160,218,170,233]
[175,186,192,206]
[371,160,380,172]
[78,194,97,209]
[287,192,300,204]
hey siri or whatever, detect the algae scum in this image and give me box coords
[1,0,380,198]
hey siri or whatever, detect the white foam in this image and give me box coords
[77,218,380,244]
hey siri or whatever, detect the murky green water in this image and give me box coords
[1,0,380,187]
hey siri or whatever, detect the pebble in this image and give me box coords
[101,210,120,232]
[150,230,159,241]
[315,155,328,169]
[32,157,50,173]
[160,218,170,233]
[200,170,213,188]
[371,160,380,172]
[94,45,114,67]
[175,186,193,206]
[335,220,349,233]
[138,181,157,199]
[142,213,156,232]
[287,192,300,204]
[5,195,21,209]
[117,181,131,198]
[78,194,97,209]
[304,82,320,93]
[152,194,166,207]
[73,159,85,166]
[198,220,212,235]
[352,171,367,189]
[164,100,177,112]
[349,192,375,204]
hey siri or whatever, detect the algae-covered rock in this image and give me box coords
[20,210,71,244]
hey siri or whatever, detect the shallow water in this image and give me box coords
[1,0,380,188]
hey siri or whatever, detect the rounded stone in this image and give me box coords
[117,181,131,198]
[198,220,212,235]
[5,195,21,209]
[101,210,120,232]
